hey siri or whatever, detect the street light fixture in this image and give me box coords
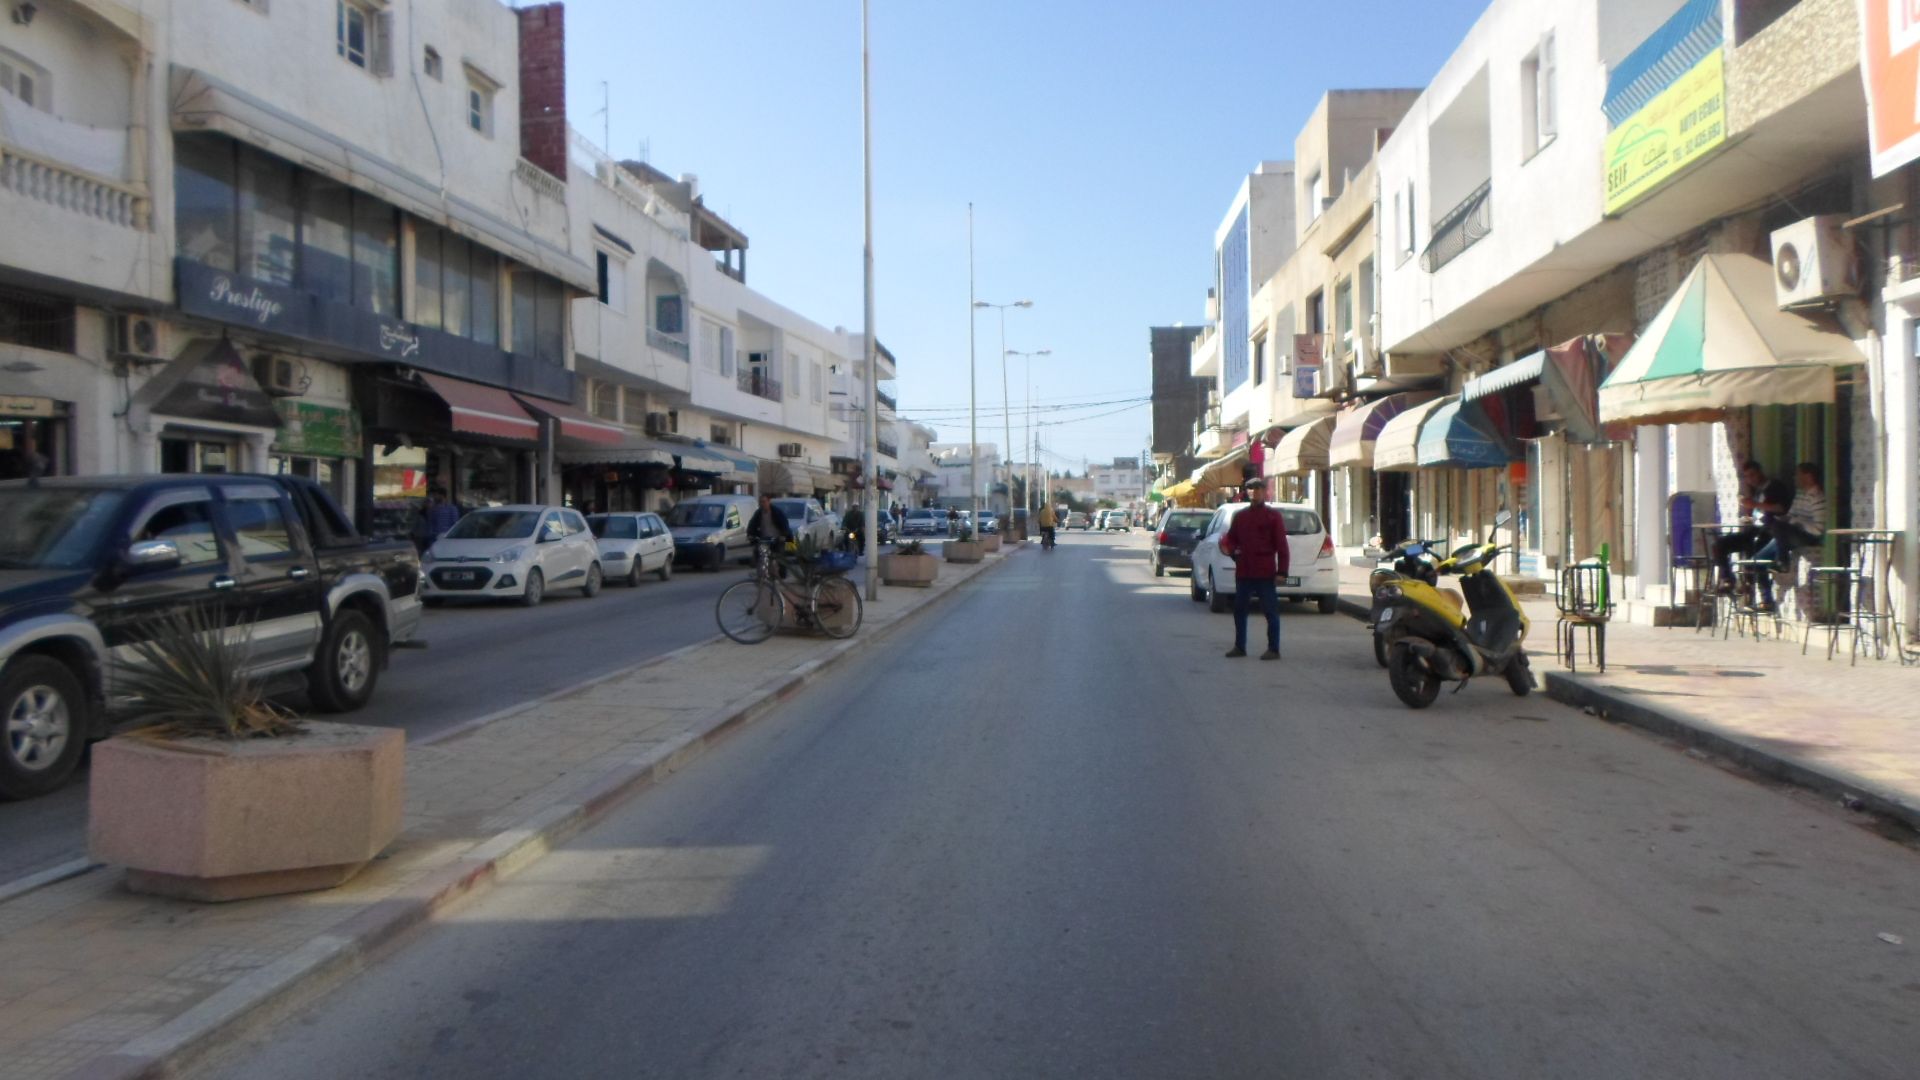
[973,299,1031,524]
[1005,348,1051,512]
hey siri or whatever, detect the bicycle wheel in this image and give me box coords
[717,580,784,644]
[809,576,863,639]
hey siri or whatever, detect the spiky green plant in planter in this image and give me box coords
[895,540,926,556]
[118,604,301,742]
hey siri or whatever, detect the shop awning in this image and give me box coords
[1461,339,1590,444]
[759,460,830,495]
[515,395,625,446]
[1195,446,1249,489]
[1372,396,1453,472]
[554,437,678,468]
[418,372,539,442]
[1417,399,1518,469]
[1599,254,1865,427]
[1267,414,1336,476]
[694,444,758,482]
[1328,392,1436,468]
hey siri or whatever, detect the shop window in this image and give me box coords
[443,233,473,339]
[510,270,566,364]
[226,496,295,561]
[175,135,238,273]
[0,288,75,353]
[470,247,499,346]
[352,195,399,316]
[298,174,355,304]
[238,141,298,287]
[413,224,444,330]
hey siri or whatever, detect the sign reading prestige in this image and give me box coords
[1604,48,1726,215]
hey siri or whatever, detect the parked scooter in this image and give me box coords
[1366,538,1446,668]
[1374,523,1532,708]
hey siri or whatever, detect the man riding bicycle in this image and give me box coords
[1036,502,1058,549]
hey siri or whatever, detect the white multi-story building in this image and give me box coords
[1090,457,1144,504]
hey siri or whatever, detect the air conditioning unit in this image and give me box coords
[1771,215,1857,308]
[113,315,170,364]
[644,412,674,435]
[252,355,308,397]
[777,442,803,459]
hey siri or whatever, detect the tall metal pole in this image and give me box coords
[967,205,978,531]
[1025,357,1034,512]
[998,308,1011,521]
[861,0,879,600]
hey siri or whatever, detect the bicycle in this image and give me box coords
[716,540,864,644]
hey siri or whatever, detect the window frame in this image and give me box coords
[423,46,443,82]
[336,0,373,70]
[220,493,299,564]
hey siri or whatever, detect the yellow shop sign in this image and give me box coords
[1604,48,1726,215]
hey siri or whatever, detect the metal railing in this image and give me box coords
[1420,179,1492,273]
[875,387,896,410]
[739,367,782,401]
[877,440,898,459]
[647,327,690,360]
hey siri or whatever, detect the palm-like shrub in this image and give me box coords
[118,604,302,741]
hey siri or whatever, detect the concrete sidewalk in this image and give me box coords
[1335,563,1920,829]
[0,545,1019,1080]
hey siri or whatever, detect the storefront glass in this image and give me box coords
[0,412,65,479]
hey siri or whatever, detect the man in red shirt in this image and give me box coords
[1219,476,1289,660]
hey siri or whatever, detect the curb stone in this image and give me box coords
[1332,589,1920,834]
[74,549,1022,1080]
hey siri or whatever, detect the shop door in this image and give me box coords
[1377,472,1411,548]
[161,437,237,475]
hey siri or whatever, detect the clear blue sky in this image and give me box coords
[560,0,1484,472]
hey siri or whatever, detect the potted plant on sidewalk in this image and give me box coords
[87,605,404,902]
[945,526,985,564]
[981,527,1003,553]
[880,540,939,586]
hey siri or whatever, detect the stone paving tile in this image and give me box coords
[0,550,1009,1080]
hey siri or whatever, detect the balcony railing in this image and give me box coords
[1420,180,1492,273]
[739,367,782,402]
[647,327,690,360]
[875,387,896,411]
[877,440,898,459]
[1,144,148,229]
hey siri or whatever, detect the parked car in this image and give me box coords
[1149,508,1215,576]
[1187,501,1340,614]
[665,494,757,569]
[773,497,837,551]
[0,474,424,799]
[900,507,949,537]
[423,505,602,606]
[978,512,999,534]
[1066,511,1091,530]
[586,512,675,586]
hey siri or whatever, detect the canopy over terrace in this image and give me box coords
[1599,254,1864,427]
[1267,414,1335,476]
[1462,334,1631,445]
[1372,396,1454,472]
[1328,392,1437,469]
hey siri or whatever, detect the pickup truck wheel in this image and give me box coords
[521,568,545,607]
[308,609,381,714]
[0,656,87,800]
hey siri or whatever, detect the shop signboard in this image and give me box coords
[153,340,282,429]
[0,395,56,418]
[1861,0,1920,176]
[273,400,362,458]
[1603,48,1726,215]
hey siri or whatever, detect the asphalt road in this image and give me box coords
[0,554,799,885]
[202,530,1920,1077]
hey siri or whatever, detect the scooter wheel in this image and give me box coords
[1387,643,1441,709]
[1505,657,1534,697]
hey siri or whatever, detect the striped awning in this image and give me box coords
[1372,396,1452,472]
[1267,414,1335,476]
[1327,392,1436,468]
[515,395,625,446]
[417,372,538,442]
[555,438,677,467]
[1416,399,1518,469]
[1603,0,1722,128]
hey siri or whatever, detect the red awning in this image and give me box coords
[418,373,539,442]
[514,394,625,446]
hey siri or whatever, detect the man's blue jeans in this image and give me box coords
[1233,577,1280,653]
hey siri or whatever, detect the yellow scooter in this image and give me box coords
[1373,534,1532,709]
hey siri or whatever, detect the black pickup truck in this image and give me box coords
[0,474,423,799]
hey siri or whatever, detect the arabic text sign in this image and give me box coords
[1862,0,1920,176]
[1604,48,1726,215]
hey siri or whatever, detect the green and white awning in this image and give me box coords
[1599,254,1864,427]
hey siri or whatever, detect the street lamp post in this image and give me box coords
[973,299,1031,525]
[860,0,878,601]
[1006,348,1051,513]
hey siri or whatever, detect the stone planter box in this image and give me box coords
[982,534,1003,553]
[879,552,939,586]
[945,540,986,564]
[89,722,404,902]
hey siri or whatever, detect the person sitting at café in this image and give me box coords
[1713,460,1791,594]
[1750,462,1826,613]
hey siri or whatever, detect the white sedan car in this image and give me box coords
[422,505,602,607]
[587,511,675,586]
[1187,501,1340,615]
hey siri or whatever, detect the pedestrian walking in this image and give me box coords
[1219,476,1288,660]
[414,489,460,553]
